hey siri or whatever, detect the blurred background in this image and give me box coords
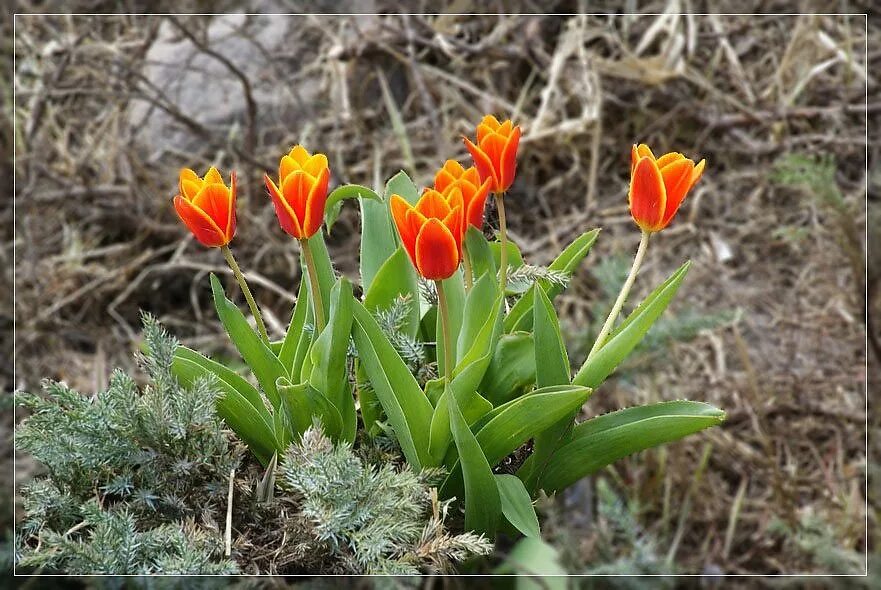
[6,2,874,578]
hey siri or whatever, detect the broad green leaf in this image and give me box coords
[210,274,288,408]
[540,401,725,493]
[277,378,344,441]
[447,389,500,535]
[351,299,434,469]
[456,272,498,365]
[361,171,418,292]
[173,345,264,411]
[172,355,276,465]
[435,271,465,377]
[355,362,381,435]
[496,474,540,538]
[532,285,570,387]
[309,278,357,442]
[325,184,381,231]
[490,239,524,271]
[428,360,494,465]
[479,332,536,406]
[506,229,600,332]
[278,276,308,370]
[526,285,575,491]
[464,226,496,282]
[364,246,420,337]
[474,384,592,466]
[572,261,690,388]
[495,537,567,588]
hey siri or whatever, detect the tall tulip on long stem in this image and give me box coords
[464,116,521,292]
[265,145,332,333]
[174,167,270,343]
[588,144,706,360]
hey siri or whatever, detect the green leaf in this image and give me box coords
[278,276,308,371]
[474,384,592,466]
[448,389,500,535]
[277,377,344,441]
[456,272,498,365]
[309,277,357,442]
[506,229,600,332]
[351,299,434,469]
[532,284,570,387]
[324,184,381,232]
[479,332,536,406]
[464,226,496,282]
[210,274,288,408]
[361,171,419,292]
[540,401,726,493]
[173,345,264,411]
[490,239,524,271]
[364,246,420,337]
[495,537,567,587]
[172,354,276,465]
[526,285,575,491]
[428,361,494,465]
[435,271,465,377]
[302,233,336,315]
[572,261,690,388]
[496,474,540,538]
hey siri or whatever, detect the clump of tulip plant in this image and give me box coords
[172,115,723,540]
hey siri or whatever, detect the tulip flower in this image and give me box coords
[390,190,465,282]
[629,144,706,233]
[433,160,492,289]
[173,166,269,343]
[588,144,706,362]
[265,145,332,330]
[391,190,465,380]
[463,116,521,291]
[174,167,237,248]
[264,145,331,240]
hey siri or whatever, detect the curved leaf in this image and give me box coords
[364,246,419,337]
[325,184,381,231]
[277,377,343,441]
[540,401,726,493]
[496,474,540,538]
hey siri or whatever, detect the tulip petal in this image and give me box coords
[288,145,310,165]
[656,152,686,168]
[465,177,492,229]
[464,137,498,192]
[302,166,330,238]
[442,204,465,258]
[193,183,233,241]
[659,159,695,227]
[302,153,329,178]
[391,195,420,266]
[629,156,666,232]
[477,115,502,142]
[179,168,202,200]
[204,166,223,185]
[435,160,464,193]
[266,173,304,238]
[416,189,452,219]
[636,144,655,160]
[279,155,299,183]
[499,125,521,191]
[281,170,313,229]
[415,218,460,280]
[227,170,237,241]
[174,194,227,247]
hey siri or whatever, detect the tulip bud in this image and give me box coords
[629,143,705,233]
[173,167,237,248]
[265,145,331,239]
[463,115,521,195]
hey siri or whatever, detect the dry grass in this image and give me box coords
[8,3,873,577]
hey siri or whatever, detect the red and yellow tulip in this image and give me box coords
[391,190,465,281]
[173,167,237,248]
[463,115,521,195]
[629,144,705,233]
[265,145,331,240]
[434,160,492,230]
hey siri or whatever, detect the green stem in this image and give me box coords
[587,230,651,360]
[495,192,508,292]
[462,244,474,291]
[300,238,326,333]
[221,245,270,344]
[436,280,453,381]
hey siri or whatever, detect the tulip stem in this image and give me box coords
[221,245,270,344]
[436,280,453,381]
[300,238,326,333]
[495,192,508,292]
[587,230,651,360]
[462,246,474,291]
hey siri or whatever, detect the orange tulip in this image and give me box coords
[264,145,331,239]
[463,115,521,194]
[390,190,465,281]
[629,144,706,233]
[174,167,237,248]
[433,160,492,230]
